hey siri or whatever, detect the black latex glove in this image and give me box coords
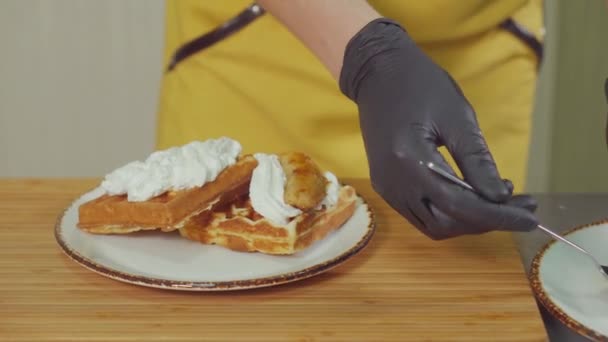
[339,18,539,240]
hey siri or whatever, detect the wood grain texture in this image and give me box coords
[0,179,546,341]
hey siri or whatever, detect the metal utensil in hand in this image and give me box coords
[424,161,608,279]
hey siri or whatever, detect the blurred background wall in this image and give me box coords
[0,0,163,177]
[0,0,607,192]
[527,0,608,193]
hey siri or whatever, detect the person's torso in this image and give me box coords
[162,0,528,65]
[157,0,540,179]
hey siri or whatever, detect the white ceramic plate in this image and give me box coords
[530,220,608,341]
[55,187,375,291]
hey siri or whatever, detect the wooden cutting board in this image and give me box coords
[0,179,546,341]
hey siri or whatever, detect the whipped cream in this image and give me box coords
[101,137,241,202]
[249,153,342,225]
[319,171,340,208]
[249,153,302,225]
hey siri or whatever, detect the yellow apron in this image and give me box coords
[156,0,543,192]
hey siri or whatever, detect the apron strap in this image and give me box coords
[166,3,265,72]
[166,6,544,72]
[499,18,544,66]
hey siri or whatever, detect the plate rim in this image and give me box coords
[55,187,376,291]
[529,218,608,341]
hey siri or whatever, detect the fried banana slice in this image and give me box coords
[279,152,328,210]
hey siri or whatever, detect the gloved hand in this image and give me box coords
[339,18,539,240]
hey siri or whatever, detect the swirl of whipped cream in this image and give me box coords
[250,154,342,225]
[319,171,340,208]
[249,153,303,225]
[101,137,241,202]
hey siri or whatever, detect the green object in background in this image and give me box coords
[527,0,608,193]
[604,78,608,151]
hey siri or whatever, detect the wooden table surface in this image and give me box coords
[0,179,546,341]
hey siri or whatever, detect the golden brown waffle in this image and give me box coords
[78,155,258,234]
[178,185,358,255]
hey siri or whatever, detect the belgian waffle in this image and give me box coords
[178,185,358,255]
[78,155,258,234]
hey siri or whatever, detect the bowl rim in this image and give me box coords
[529,218,608,341]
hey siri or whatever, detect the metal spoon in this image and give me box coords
[425,161,608,279]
